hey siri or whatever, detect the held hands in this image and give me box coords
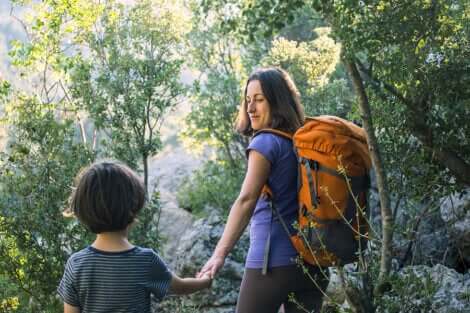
[198,271,213,289]
[197,254,225,279]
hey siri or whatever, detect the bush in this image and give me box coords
[130,190,164,249]
[0,104,94,312]
[177,158,245,217]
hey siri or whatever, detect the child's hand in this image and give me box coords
[169,273,212,295]
[199,272,213,289]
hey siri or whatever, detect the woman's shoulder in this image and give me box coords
[250,132,279,151]
[248,131,293,162]
[254,131,293,152]
[252,130,291,144]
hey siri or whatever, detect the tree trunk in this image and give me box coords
[223,141,236,168]
[76,114,87,146]
[344,59,394,285]
[143,153,149,194]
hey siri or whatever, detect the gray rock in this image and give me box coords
[157,214,248,313]
[440,188,470,264]
[368,172,462,269]
[393,216,459,268]
[324,268,343,303]
[395,264,470,313]
[327,264,470,313]
[385,195,459,268]
[325,266,351,305]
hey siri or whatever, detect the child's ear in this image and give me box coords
[128,219,138,229]
[128,214,139,225]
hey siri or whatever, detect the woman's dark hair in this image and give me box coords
[236,67,305,136]
[67,160,146,234]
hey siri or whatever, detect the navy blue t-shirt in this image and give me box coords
[245,132,299,268]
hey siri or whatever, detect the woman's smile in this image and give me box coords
[246,80,271,130]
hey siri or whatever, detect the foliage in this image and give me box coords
[130,191,163,249]
[2,0,469,311]
[275,5,325,43]
[324,0,470,187]
[262,27,353,117]
[7,0,104,156]
[236,0,470,186]
[8,0,103,72]
[1,1,174,310]
[177,158,245,216]
[376,269,439,313]
[155,297,201,313]
[70,0,189,188]
[368,93,458,203]
[0,92,94,312]
[181,0,349,212]
[182,72,246,164]
[323,250,441,313]
[0,274,20,313]
[183,0,254,157]
[0,80,10,98]
[179,0,254,212]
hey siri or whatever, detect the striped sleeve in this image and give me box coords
[147,252,172,300]
[57,256,80,307]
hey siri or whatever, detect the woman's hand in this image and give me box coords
[197,254,225,279]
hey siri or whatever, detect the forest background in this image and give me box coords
[0,0,469,312]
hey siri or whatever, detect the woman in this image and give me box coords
[198,67,329,313]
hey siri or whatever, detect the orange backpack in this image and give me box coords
[256,116,372,271]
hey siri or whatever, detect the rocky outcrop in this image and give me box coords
[369,189,459,269]
[158,213,248,313]
[147,97,207,262]
[325,264,470,313]
[388,264,470,313]
[393,210,459,269]
[148,144,203,260]
[440,188,470,266]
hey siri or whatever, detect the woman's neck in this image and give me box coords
[92,229,134,252]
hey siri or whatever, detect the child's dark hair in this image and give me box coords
[68,160,146,234]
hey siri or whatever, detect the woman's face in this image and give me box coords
[246,80,271,131]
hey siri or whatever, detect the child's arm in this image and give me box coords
[64,303,80,313]
[168,272,212,295]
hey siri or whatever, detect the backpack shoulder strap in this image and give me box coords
[253,128,293,141]
[253,129,294,275]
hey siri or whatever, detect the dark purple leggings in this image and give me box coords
[235,264,329,313]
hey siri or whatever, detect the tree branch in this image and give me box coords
[356,59,470,185]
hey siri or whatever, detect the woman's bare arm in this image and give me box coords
[198,150,270,278]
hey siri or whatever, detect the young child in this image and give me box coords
[58,160,211,313]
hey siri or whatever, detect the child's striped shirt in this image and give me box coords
[58,246,171,313]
